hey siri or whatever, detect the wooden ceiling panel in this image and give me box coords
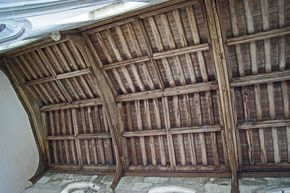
[84,0,212,97]
[3,0,290,192]
[216,0,290,174]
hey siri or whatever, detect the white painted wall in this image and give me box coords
[0,71,39,193]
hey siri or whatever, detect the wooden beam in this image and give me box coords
[238,119,290,130]
[138,0,197,19]
[123,125,221,137]
[123,129,166,137]
[49,164,115,171]
[40,98,103,111]
[24,76,54,86]
[231,68,290,87]
[46,133,112,140]
[77,133,112,139]
[152,43,209,59]
[102,56,150,70]
[100,43,209,71]
[137,18,165,89]
[226,26,290,46]
[128,164,227,171]
[36,48,72,102]
[203,1,239,192]
[68,34,123,190]
[116,81,218,102]
[24,68,91,86]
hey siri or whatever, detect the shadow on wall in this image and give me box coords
[0,70,39,193]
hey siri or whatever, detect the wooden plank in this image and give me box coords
[243,0,257,74]
[204,1,239,192]
[54,111,63,158]
[80,108,91,165]
[61,42,95,99]
[239,119,290,130]
[116,81,218,102]
[228,0,244,77]
[193,93,207,165]
[72,109,83,167]
[231,70,290,87]
[135,101,147,166]
[226,26,290,46]
[115,26,145,91]
[61,110,70,164]
[37,48,72,102]
[49,111,58,164]
[12,57,49,104]
[40,98,102,111]
[126,102,138,166]
[152,43,209,60]
[54,110,64,164]
[278,0,286,71]
[261,0,280,164]
[148,16,175,87]
[86,17,136,34]
[161,12,186,85]
[126,23,155,90]
[77,133,112,139]
[102,108,114,165]
[172,96,186,165]
[102,56,150,70]
[123,125,221,137]
[183,95,196,165]
[105,29,136,93]
[244,92,254,164]
[41,112,51,165]
[117,103,129,169]
[137,18,164,89]
[138,0,196,19]
[24,76,54,86]
[267,81,280,163]
[31,51,51,76]
[127,164,227,172]
[162,97,176,167]
[185,6,208,82]
[187,4,208,167]
[95,107,106,165]
[95,32,128,94]
[206,91,219,166]
[67,109,77,165]
[153,98,166,166]
[228,0,252,165]
[144,100,157,166]
[46,133,112,140]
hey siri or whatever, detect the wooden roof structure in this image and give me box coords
[1,0,290,192]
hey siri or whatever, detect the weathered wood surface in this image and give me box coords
[1,0,290,192]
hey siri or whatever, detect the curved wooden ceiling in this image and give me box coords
[1,0,290,192]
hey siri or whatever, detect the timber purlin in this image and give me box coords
[1,0,290,192]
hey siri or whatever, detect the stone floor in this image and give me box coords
[22,172,290,193]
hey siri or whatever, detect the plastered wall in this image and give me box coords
[0,71,39,193]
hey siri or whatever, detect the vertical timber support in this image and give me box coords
[203,0,239,192]
[66,34,123,190]
[0,58,47,183]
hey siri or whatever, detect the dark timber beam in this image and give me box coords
[66,34,124,190]
[0,58,47,184]
[203,0,239,192]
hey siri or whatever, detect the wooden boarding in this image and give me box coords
[1,0,290,192]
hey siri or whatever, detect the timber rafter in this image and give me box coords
[1,0,290,193]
